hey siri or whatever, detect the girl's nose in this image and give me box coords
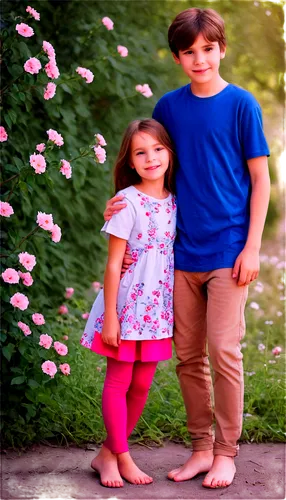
[146,151,156,162]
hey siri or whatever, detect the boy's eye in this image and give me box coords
[205,47,213,52]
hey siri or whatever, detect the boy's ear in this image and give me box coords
[172,52,181,65]
[220,47,226,59]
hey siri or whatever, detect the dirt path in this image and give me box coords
[2,442,285,499]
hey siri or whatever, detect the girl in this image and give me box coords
[80,118,176,488]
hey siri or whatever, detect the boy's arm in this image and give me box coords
[232,156,270,286]
[104,194,127,221]
[101,234,127,346]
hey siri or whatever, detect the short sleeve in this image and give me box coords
[240,98,270,160]
[101,195,136,241]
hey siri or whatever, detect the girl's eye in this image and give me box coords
[155,147,164,152]
[136,151,144,156]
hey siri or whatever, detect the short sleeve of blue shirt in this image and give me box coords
[239,96,269,160]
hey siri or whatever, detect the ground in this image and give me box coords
[2,442,285,499]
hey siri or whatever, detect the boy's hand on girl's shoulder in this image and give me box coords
[103,194,127,221]
[101,314,121,346]
[232,247,260,286]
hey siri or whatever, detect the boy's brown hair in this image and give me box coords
[114,119,176,194]
[168,8,226,56]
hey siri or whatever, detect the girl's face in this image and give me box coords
[130,132,170,184]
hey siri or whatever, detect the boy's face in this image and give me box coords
[172,33,226,85]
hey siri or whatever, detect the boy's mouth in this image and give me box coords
[192,68,210,74]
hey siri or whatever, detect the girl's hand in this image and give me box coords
[103,194,127,221]
[101,313,121,346]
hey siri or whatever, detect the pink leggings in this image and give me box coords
[102,357,157,454]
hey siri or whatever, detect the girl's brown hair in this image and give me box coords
[168,8,226,56]
[114,118,176,194]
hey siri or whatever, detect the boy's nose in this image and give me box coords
[194,52,205,64]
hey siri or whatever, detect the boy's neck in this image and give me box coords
[190,76,228,98]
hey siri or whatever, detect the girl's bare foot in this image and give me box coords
[202,455,236,488]
[91,445,123,488]
[168,450,214,482]
[117,451,153,485]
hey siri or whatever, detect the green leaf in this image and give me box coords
[18,341,27,356]
[2,343,15,361]
[8,109,17,125]
[0,332,7,342]
[19,181,28,194]
[28,379,40,388]
[4,113,12,129]
[13,157,24,170]
[11,376,26,385]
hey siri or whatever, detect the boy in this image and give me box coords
[104,8,270,488]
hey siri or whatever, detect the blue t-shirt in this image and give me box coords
[152,83,270,272]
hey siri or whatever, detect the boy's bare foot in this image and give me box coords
[91,445,123,488]
[168,450,214,481]
[202,455,236,488]
[117,451,153,485]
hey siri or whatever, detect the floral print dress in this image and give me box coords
[80,185,177,362]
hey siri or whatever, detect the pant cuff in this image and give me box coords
[213,443,239,457]
[191,439,214,452]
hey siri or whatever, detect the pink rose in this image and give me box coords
[59,363,70,375]
[46,128,64,146]
[95,133,107,146]
[26,6,40,21]
[32,313,45,325]
[18,321,31,336]
[81,312,89,320]
[16,23,34,38]
[39,334,53,349]
[58,304,68,315]
[92,281,101,293]
[36,211,54,231]
[60,159,72,179]
[54,341,68,356]
[19,252,36,271]
[24,57,42,75]
[18,271,33,287]
[43,41,56,60]
[94,145,106,164]
[2,268,20,284]
[51,223,61,243]
[45,60,60,79]
[36,143,45,153]
[117,45,128,57]
[272,346,282,356]
[0,201,14,217]
[76,67,94,84]
[29,153,46,174]
[0,126,8,142]
[44,82,56,100]
[41,360,57,378]
[135,83,153,98]
[102,16,114,30]
[65,287,74,299]
[10,292,29,311]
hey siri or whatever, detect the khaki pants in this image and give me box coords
[174,268,248,457]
